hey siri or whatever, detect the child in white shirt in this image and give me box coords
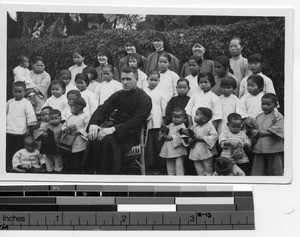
[68,49,87,85]
[218,76,239,135]
[127,53,148,90]
[144,71,167,170]
[185,72,222,131]
[94,65,123,105]
[42,80,70,121]
[188,107,218,176]
[237,74,264,119]
[59,70,79,93]
[84,67,101,94]
[239,53,275,98]
[62,97,90,174]
[6,81,37,172]
[12,136,46,173]
[159,107,187,175]
[157,53,180,102]
[185,55,202,97]
[13,55,36,101]
[75,73,98,117]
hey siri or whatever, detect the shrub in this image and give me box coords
[7,18,285,113]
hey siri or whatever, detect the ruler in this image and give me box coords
[0,185,254,230]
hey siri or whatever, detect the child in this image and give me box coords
[39,106,52,125]
[236,74,264,119]
[239,53,275,98]
[6,81,37,172]
[165,79,190,126]
[185,72,222,131]
[75,73,98,117]
[212,55,238,96]
[251,93,284,176]
[62,97,90,174]
[157,53,180,102]
[180,38,214,78]
[35,109,63,173]
[83,67,100,94]
[144,71,167,170]
[218,77,240,135]
[68,49,87,85]
[94,65,123,105]
[127,53,148,90]
[159,107,187,175]
[13,55,36,99]
[212,157,245,176]
[219,113,251,175]
[95,48,120,83]
[12,135,46,173]
[42,80,70,121]
[59,69,79,93]
[67,90,82,106]
[188,107,218,176]
[229,37,251,89]
[29,56,51,114]
[185,55,202,97]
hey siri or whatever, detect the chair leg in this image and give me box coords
[140,128,146,175]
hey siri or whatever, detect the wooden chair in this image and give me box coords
[122,126,147,175]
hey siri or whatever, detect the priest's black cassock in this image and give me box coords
[82,87,152,174]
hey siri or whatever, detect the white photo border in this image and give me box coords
[0,4,293,184]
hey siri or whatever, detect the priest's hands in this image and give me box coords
[88,125,116,141]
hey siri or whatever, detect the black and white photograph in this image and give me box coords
[0,4,292,183]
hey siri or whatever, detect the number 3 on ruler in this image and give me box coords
[190,215,195,222]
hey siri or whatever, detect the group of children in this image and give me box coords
[6,34,284,176]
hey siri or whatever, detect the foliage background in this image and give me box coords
[7,17,285,113]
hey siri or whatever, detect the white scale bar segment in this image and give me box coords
[117,205,176,212]
[175,197,234,205]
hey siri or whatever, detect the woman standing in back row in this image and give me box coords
[144,32,180,76]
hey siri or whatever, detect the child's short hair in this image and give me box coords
[49,109,61,117]
[121,66,138,79]
[127,53,144,68]
[188,55,202,66]
[51,79,66,92]
[214,157,234,175]
[173,107,186,116]
[197,107,213,121]
[248,53,263,63]
[214,55,230,69]
[198,72,215,87]
[97,48,109,57]
[220,76,237,89]
[73,48,85,57]
[13,81,26,90]
[102,64,114,74]
[177,78,190,87]
[59,70,72,79]
[230,36,244,47]
[72,97,86,108]
[262,93,278,105]
[148,70,160,79]
[32,56,45,64]
[83,67,98,80]
[247,74,264,90]
[159,53,171,63]
[227,113,242,123]
[75,73,90,86]
[17,55,29,64]
[24,135,35,145]
[41,106,53,112]
[67,89,81,98]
